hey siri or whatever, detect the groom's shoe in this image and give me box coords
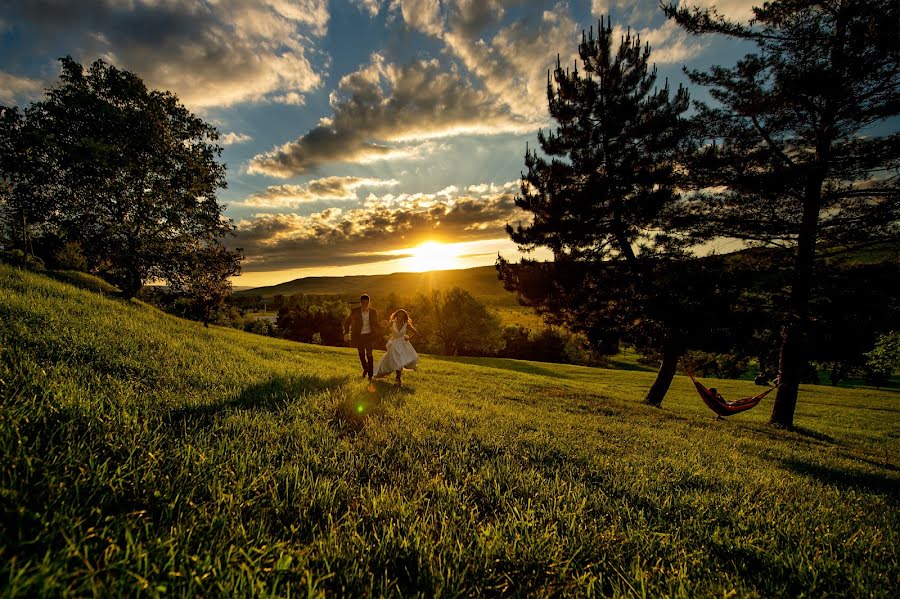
[361,369,368,379]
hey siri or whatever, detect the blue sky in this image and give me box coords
[0,0,759,286]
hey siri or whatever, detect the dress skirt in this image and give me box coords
[374,336,418,376]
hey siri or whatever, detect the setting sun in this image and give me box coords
[406,241,461,272]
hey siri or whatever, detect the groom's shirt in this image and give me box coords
[360,309,371,334]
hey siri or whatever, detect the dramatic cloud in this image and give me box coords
[239,176,399,208]
[232,182,526,270]
[220,132,253,146]
[444,5,580,119]
[247,54,533,177]
[0,71,45,105]
[1,0,326,109]
[610,20,707,65]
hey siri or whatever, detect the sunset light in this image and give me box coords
[406,241,461,272]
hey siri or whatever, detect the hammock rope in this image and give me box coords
[683,366,778,417]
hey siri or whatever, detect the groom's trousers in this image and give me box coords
[356,333,374,377]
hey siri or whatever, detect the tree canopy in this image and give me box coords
[498,18,705,406]
[0,57,240,298]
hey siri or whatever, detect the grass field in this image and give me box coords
[2,264,898,597]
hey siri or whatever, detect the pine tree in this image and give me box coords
[664,0,900,427]
[498,18,699,406]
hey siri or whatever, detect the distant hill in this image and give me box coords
[235,265,519,305]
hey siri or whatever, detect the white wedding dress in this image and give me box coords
[374,322,418,377]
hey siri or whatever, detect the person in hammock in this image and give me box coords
[373,309,419,387]
[707,387,725,402]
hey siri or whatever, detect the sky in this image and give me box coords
[0,0,759,287]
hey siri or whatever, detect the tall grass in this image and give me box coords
[1,264,898,597]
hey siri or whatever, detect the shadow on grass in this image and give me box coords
[429,355,574,379]
[329,378,413,435]
[166,373,349,429]
[779,457,900,499]
[45,269,120,294]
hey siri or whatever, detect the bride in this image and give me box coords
[374,309,419,387]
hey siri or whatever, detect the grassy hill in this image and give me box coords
[236,265,519,306]
[2,264,899,597]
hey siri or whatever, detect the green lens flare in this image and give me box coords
[357,404,364,413]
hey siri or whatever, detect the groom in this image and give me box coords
[344,294,378,380]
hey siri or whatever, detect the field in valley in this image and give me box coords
[2,264,898,597]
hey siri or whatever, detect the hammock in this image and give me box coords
[684,368,777,417]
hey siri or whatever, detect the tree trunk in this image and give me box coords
[121,268,142,299]
[770,176,822,428]
[643,346,680,407]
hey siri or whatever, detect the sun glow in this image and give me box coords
[405,241,461,272]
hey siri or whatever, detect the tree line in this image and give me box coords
[499,0,899,427]
[230,287,602,366]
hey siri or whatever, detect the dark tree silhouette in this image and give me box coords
[8,57,234,298]
[166,242,244,327]
[663,0,900,426]
[498,18,698,406]
[0,106,54,263]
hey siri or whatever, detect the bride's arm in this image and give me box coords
[406,324,418,339]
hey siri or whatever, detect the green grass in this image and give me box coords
[2,264,898,597]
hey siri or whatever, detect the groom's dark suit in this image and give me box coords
[344,307,378,378]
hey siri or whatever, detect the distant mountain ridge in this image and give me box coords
[235,265,518,304]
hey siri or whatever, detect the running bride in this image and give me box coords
[374,309,419,387]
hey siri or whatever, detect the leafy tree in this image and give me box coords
[165,242,243,327]
[12,57,234,297]
[664,0,900,426]
[864,331,900,387]
[277,299,346,347]
[0,106,54,261]
[498,18,698,405]
[807,261,900,385]
[412,288,503,356]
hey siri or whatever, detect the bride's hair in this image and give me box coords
[390,309,411,325]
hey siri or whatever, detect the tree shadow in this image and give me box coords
[165,372,349,430]
[429,355,574,379]
[778,457,900,499]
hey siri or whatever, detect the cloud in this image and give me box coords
[611,20,707,65]
[352,0,385,17]
[247,54,534,177]
[591,0,659,24]
[386,1,579,120]
[239,176,399,208]
[444,5,580,120]
[678,0,759,22]
[389,0,444,36]
[232,182,528,270]
[1,0,327,109]
[0,71,45,106]
[220,131,253,146]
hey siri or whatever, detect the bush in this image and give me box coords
[864,331,899,387]
[0,249,44,271]
[52,241,88,271]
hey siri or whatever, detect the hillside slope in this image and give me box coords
[2,264,898,597]
[236,265,519,305]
